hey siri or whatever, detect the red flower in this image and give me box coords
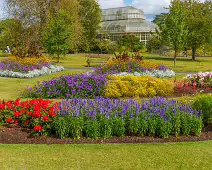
[34,105,40,112]
[20,110,26,113]
[24,121,29,126]
[42,116,49,121]
[49,112,56,117]
[14,120,19,124]
[0,103,5,110]
[14,98,21,107]
[6,101,13,109]
[27,112,32,116]
[32,111,41,118]
[30,100,37,105]
[33,125,43,131]
[6,118,13,123]
[14,112,21,117]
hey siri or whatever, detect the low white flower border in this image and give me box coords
[0,65,64,78]
[111,70,176,78]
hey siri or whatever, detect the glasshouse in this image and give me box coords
[99,6,158,45]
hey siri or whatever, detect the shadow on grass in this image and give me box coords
[145,56,208,62]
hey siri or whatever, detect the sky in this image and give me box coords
[99,0,170,14]
[0,0,7,19]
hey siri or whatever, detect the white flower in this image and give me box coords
[111,69,176,78]
[0,65,64,78]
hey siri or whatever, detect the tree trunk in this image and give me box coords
[174,51,177,67]
[192,47,196,61]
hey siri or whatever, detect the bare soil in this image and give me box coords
[1,126,212,144]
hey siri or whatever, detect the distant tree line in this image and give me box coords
[150,0,212,66]
[0,0,101,61]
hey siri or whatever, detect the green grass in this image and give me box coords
[142,53,212,72]
[0,70,85,101]
[0,50,11,58]
[1,142,212,169]
[53,54,112,68]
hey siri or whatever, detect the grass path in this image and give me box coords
[1,141,212,169]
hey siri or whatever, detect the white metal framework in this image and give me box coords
[99,6,158,45]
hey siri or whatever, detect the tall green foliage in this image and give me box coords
[42,0,83,62]
[42,10,72,63]
[6,0,50,45]
[0,19,24,49]
[161,0,212,61]
[116,35,144,52]
[183,0,212,60]
[162,0,187,67]
[79,0,101,52]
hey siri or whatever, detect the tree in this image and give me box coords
[79,0,101,52]
[116,35,144,52]
[6,0,83,50]
[6,0,50,44]
[42,0,82,63]
[183,0,212,60]
[162,0,187,67]
[0,18,24,49]
[146,35,162,53]
[152,13,167,28]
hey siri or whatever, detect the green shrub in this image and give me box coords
[192,94,212,125]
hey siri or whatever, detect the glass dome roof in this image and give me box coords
[100,6,158,33]
[101,19,158,33]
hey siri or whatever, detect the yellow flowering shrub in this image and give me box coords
[6,55,51,66]
[104,76,174,98]
[106,59,159,70]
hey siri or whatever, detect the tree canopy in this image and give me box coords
[4,0,102,53]
[158,0,212,62]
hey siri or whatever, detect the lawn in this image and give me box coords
[0,70,85,100]
[54,53,212,72]
[0,52,212,169]
[141,53,212,73]
[1,51,211,72]
[1,141,212,169]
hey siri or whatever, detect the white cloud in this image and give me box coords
[99,0,125,9]
[132,0,170,14]
[98,0,170,14]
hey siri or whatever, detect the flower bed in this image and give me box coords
[186,72,212,88]
[0,65,64,78]
[22,73,174,98]
[22,73,107,98]
[112,70,175,78]
[174,72,212,96]
[104,75,174,98]
[55,97,202,139]
[0,98,59,136]
[0,45,64,78]
[94,58,175,77]
[0,97,203,139]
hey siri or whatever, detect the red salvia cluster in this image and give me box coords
[0,98,59,135]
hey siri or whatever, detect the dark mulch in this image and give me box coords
[1,126,212,144]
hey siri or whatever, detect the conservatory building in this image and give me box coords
[99,6,158,45]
